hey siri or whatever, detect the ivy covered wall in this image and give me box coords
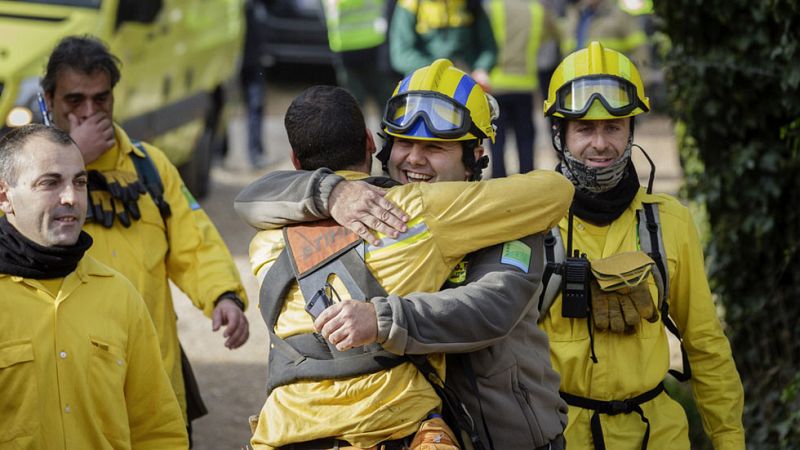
[656,1,800,447]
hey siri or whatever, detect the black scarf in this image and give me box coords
[0,216,93,279]
[558,161,641,226]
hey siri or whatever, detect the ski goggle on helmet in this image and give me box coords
[382,59,498,143]
[544,42,650,120]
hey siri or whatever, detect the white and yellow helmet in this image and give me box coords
[544,41,650,120]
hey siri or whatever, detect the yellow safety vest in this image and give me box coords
[323,0,387,52]
[488,0,546,91]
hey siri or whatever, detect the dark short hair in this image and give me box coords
[41,35,121,96]
[284,85,367,171]
[0,124,76,185]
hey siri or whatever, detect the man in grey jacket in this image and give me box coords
[235,88,568,449]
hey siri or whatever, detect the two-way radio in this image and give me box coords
[561,210,591,318]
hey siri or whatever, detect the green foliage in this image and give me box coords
[656,0,800,447]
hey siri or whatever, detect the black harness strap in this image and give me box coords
[409,354,486,450]
[560,382,665,450]
[131,141,172,220]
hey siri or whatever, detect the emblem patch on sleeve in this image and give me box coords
[448,261,468,284]
[501,240,531,272]
[181,185,201,211]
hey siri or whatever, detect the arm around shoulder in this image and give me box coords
[234,168,345,230]
[422,170,573,258]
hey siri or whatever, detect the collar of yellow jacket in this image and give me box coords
[0,255,116,282]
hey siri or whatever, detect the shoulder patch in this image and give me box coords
[501,240,531,273]
[181,185,201,211]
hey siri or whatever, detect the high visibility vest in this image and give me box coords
[323,0,387,52]
[487,0,545,91]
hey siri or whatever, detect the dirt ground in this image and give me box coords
[172,72,681,449]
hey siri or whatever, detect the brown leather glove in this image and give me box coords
[409,416,459,450]
[591,281,659,333]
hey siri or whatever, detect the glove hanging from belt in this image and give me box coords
[589,251,659,333]
[86,169,147,228]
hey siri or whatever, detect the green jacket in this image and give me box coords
[389,0,497,74]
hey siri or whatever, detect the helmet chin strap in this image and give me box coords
[469,155,489,181]
[633,143,656,194]
[376,131,392,173]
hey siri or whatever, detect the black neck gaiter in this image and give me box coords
[558,161,641,226]
[0,216,93,279]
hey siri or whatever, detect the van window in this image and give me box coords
[14,0,101,8]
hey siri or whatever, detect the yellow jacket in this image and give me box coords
[83,125,247,419]
[248,170,574,449]
[0,256,187,449]
[541,189,745,449]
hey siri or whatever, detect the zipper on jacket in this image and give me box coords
[517,380,546,445]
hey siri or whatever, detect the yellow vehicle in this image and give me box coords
[0,0,243,197]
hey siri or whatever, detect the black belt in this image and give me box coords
[280,436,411,450]
[560,382,664,450]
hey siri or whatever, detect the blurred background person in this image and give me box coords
[560,0,648,66]
[536,0,568,100]
[240,0,269,168]
[389,0,497,91]
[322,0,399,118]
[486,0,559,178]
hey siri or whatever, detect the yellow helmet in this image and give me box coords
[382,59,498,143]
[544,42,650,120]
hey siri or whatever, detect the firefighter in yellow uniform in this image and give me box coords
[240,60,574,448]
[0,125,187,449]
[41,36,249,433]
[486,0,560,177]
[539,42,745,449]
[560,0,648,64]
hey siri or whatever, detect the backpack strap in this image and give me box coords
[409,353,487,450]
[130,140,172,220]
[637,203,692,382]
